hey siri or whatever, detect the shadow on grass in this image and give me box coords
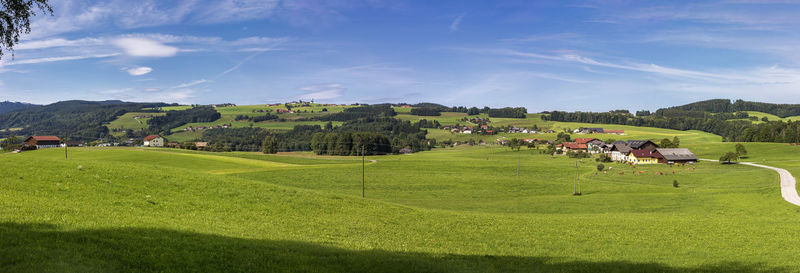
[0,222,786,273]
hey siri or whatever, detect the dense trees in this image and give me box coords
[0,100,168,140]
[316,105,396,121]
[148,106,221,134]
[0,101,36,114]
[311,132,392,155]
[410,108,442,116]
[262,135,278,154]
[487,107,527,118]
[236,113,279,122]
[667,99,800,118]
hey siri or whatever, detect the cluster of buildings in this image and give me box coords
[182,124,231,132]
[574,127,625,135]
[557,138,698,165]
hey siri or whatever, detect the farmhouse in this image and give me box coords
[557,142,588,152]
[575,138,605,153]
[23,136,62,149]
[609,141,633,161]
[195,142,209,149]
[627,149,659,165]
[144,135,164,147]
[605,130,625,135]
[653,148,698,164]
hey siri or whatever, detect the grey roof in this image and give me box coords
[656,148,698,161]
[612,143,632,153]
[627,140,656,149]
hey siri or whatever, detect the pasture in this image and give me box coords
[2,140,800,272]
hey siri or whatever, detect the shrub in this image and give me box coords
[597,164,605,172]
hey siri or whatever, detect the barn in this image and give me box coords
[653,148,698,164]
[24,136,62,149]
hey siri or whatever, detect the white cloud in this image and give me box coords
[297,83,345,100]
[111,37,179,57]
[126,66,153,76]
[450,13,465,32]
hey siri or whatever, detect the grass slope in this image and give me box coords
[2,143,800,272]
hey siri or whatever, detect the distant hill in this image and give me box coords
[663,99,800,118]
[0,101,37,114]
[0,100,169,140]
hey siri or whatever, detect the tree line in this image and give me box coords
[544,110,800,143]
[148,106,221,134]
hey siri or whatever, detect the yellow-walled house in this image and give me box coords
[627,149,659,165]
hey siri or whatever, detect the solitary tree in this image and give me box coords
[0,0,53,60]
[720,152,739,164]
[735,143,748,157]
[672,136,680,148]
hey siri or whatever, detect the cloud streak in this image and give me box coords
[450,13,466,32]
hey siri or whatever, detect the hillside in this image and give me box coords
[0,100,169,140]
[0,101,37,114]
[3,140,800,271]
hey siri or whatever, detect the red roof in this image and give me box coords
[629,149,655,158]
[144,135,161,141]
[575,138,598,144]
[605,130,625,133]
[30,136,61,141]
[562,142,587,149]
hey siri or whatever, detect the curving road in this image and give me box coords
[701,159,800,206]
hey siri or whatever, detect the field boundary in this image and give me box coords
[701,159,800,206]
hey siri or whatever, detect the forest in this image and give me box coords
[0,100,167,140]
[666,99,800,118]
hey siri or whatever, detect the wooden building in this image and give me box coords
[24,136,62,149]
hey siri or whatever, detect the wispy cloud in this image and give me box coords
[297,83,345,100]
[1,53,119,66]
[173,79,209,88]
[450,13,466,32]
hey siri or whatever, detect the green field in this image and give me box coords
[105,112,166,137]
[3,128,800,272]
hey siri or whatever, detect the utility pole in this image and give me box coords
[573,161,582,196]
[64,136,68,160]
[362,145,365,198]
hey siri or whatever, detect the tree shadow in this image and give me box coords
[0,222,786,273]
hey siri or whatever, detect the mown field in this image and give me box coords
[3,129,800,272]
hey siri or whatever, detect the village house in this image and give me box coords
[653,148,698,164]
[627,140,658,151]
[23,136,62,149]
[144,135,165,147]
[627,149,659,165]
[609,141,633,162]
[195,142,209,149]
[557,142,588,153]
[575,138,605,153]
[604,130,625,135]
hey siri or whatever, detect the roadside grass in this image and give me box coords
[3,146,800,272]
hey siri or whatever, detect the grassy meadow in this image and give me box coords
[3,134,800,272]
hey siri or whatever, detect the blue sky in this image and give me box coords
[2,0,800,111]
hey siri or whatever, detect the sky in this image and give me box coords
[2,0,800,112]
